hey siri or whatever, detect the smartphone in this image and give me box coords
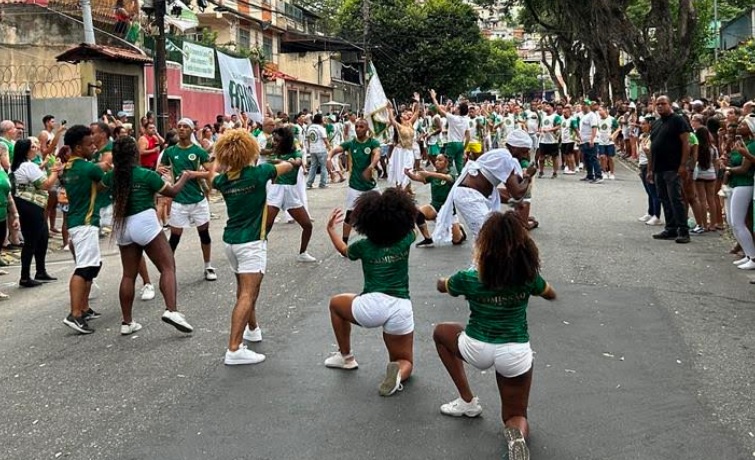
[61,120,67,126]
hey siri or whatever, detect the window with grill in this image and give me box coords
[263,36,273,61]
[288,89,298,114]
[237,28,251,50]
[265,82,283,114]
[96,71,137,123]
[299,91,311,112]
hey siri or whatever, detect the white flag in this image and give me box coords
[363,62,390,142]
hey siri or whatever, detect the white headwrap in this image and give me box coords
[506,129,533,149]
[177,118,195,129]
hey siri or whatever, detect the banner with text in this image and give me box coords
[183,42,215,79]
[217,51,262,122]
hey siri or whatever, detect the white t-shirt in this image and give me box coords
[256,131,271,164]
[524,110,540,134]
[539,114,562,144]
[560,117,576,144]
[445,113,469,143]
[579,111,599,144]
[306,124,328,153]
[427,115,442,145]
[13,161,46,185]
[597,116,617,145]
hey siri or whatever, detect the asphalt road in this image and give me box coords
[1,161,753,460]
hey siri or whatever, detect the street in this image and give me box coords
[1,161,754,460]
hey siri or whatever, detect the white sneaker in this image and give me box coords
[161,310,193,333]
[378,361,403,396]
[296,252,317,263]
[440,396,483,417]
[204,267,218,281]
[563,167,572,174]
[609,173,616,180]
[733,256,750,265]
[120,321,142,336]
[244,325,262,343]
[504,426,530,460]
[140,283,156,301]
[225,343,266,365]
[324,352,358,369]
[638,214,652,222]
[737,259,755,270]
[645,216,662,226]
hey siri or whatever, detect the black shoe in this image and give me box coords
[6,243,24,250]
[82,308,101,320]
[416,238,434,248]
[63,314,94,334]
[453,226,468,245]
[19,279,43,288]
[652,230,678,240]
[537,171,544,178]
[580,176,592,182]
[34,272,58,283]
[675,233,691,244]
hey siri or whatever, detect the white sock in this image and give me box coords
[204,262,212,269]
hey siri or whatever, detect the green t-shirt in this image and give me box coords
[0,169,10,221]
[213,164,278,244]
[347,231,415,299]
[102,167,165,217]
[160,144,210,205]
[62,157,104,228]
[430,167,457,211]
[0,137,14,163]
[93,141,113,211]
[729,142,755,188]
[341,137,380,191]
[447,269,547,344]
[269,149,301,185]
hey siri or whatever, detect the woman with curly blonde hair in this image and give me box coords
[434,211,556,460]
[210,129,294,365]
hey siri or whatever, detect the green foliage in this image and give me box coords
[476,39,520,90]
[335,0,488,101]
[713,39,755,84]
[498,61,545,97]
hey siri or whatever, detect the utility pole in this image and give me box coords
[154,0,169,136]
[362,0,370,106]
[80,0,96,45]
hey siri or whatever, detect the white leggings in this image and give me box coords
[725,186,755,257]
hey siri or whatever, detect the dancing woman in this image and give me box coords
[106,136,195,335]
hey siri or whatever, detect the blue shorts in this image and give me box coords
[598,144,616,157]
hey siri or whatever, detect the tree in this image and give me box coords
[476,39,520,91]
[335,0,489,101]
[713,39,755,85]
[498,61,542,98]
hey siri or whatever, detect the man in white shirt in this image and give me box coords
[537,102,562,178]
[305,113,330,188]
[578,100,603,183]
[596,107,620,179]
[429,89,469,172]
[256,117,275,164]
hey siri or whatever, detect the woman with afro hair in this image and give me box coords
[433,211,556,460]
[324,187,417,397]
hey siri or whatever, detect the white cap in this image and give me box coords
[506,129,533,149]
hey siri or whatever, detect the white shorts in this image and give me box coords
[345,187,374,211]
[169,199,210,228]
[453,186,492,242]
[458,332,533,378]
[224,240,267,274]
[69,225,102,269]
[351,292,414,336]
[267,184,304,211]
[99,204,113,228]
[116,208,162,247]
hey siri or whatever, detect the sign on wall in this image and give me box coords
[183,42,215,79]
[216,51,262,122]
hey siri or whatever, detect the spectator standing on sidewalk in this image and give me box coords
[648,96,692,244]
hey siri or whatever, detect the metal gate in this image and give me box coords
[0,90,32,132]
[95,71,138,123]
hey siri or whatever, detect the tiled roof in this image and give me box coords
[56,43,152,64]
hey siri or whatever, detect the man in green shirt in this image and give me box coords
[158,118,217,281]
[61,125,104,335]
[0,120,16,170]
[326,119,380,243]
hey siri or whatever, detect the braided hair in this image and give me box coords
[111,136,138,235]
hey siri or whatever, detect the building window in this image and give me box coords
[265,82,284,114]
[299,91,311,112]
[320,93,330,105]
[237,28,250,50]
[288,89,298,114]
[263,36,273,61]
